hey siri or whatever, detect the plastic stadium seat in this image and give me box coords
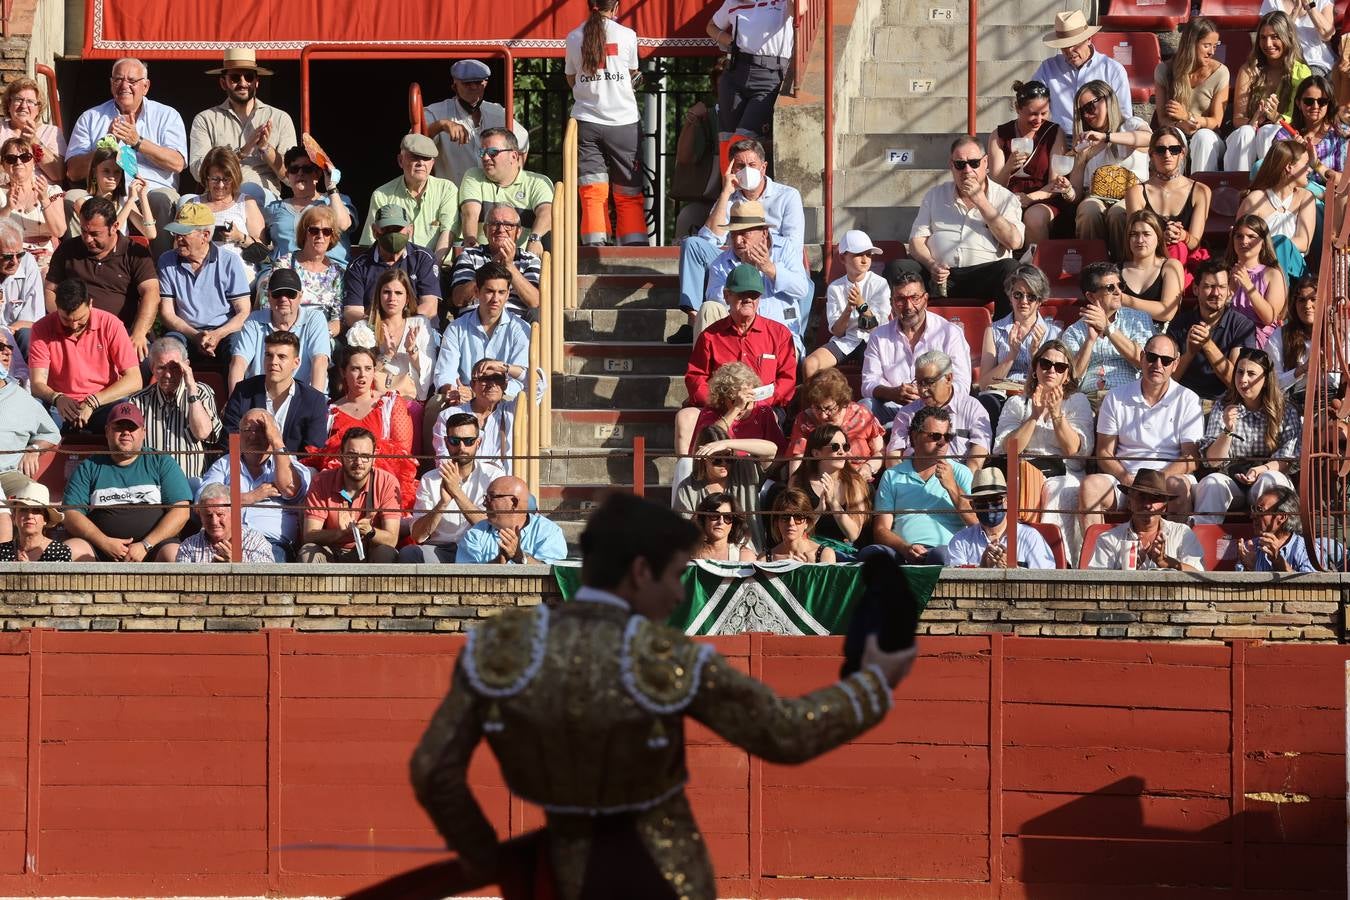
[1091,32,1162,103]
[1042,298,1081,328]
[1078,523,1111,569]
[1215,29,1254,84]
[195,370,229,413]
[1191,171,1250,242]
[1099,0,1189,30]
[1031,239,1109,299]
[1027,521,1068,568]
[930,305,992,367]
[1200,0,1261,29]
[1192,523,1253,571]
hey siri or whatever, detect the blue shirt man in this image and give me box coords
[1031,11,1133,133]
[871,405,974,565]
[433,263,532,401]
[455,475,567,564]
[67,69,188,192]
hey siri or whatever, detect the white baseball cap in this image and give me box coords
[838,229,882,256]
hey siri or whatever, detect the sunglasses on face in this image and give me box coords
[226,72,257,83]
[1144,350,1177,366]
[480,147,512,159]
[1151,144,1185,156]
[1036,358,1070,374]
[1078,96,1104,117]
[950,157,984,171]
[824,442,848,452]
[0,252,20,263]
[785,514,810,523]
[1093,281,1122,294]
[444,435,479,447]
[287,164,320,175]
[705,512,735,524]
[307,226,334,237]
[918,430,951,444]
[2,152,32,165]
[486,492,518,505]
[206,175,232,185]
[1301,96,1331,108]
[1011,290,1041,302]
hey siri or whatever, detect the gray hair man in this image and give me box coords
[884,348,992,470]
[175,482,275,563]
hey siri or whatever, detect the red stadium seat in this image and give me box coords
[1192,523,1253,571]
[1216,28,1254,84]
[1099,0,1189,30]
[1078,523,1112,569]
[1090,32,1162,103]
[1200,0,1261,29]
[1191,171,1250,242]
[930,305,992,369]
[1031,239,1109,299]
[1026,521,1067,568]
[1042,298,1081,328]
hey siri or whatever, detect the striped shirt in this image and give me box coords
[449,246,542,316]
[175,526,275,563]
[128,381,223,480]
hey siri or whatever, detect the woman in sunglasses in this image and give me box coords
[1226,213,1289,350]
[1238,140,1317,280]
[987,79,1068,245]
[976,263,1061,423]
[1192,346,1299,524]
[1067,80,1150,256]
[1255,75,1345,182]
[994,339,1096,559]
[1124,129,1212,275]
[675,423,775,553]
[1118,210,1185,325]
[787,424,870,549]
[1152,18,1228,172]
[262,146,355,265]
[0,136,63,274]
[180,145,265,279]
[691,491,756,562]
[0,77,64,186]
[763,488,836,564]
[1226,11,1310,171]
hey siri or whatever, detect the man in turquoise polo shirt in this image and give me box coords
[871,405,976,565]
[360,133,459,264]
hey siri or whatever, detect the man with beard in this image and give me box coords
[424,59,532,187]
[299,426,401,563]
[188,48,298,203]
[400,412,505,563]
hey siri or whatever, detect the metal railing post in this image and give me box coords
[1005,437,1019,568]
[228,433,243,564]
[633,436,647,499]
[527,324,541,498]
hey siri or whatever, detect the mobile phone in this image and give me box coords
[211,224,228,242]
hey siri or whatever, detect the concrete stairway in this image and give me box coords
[540,246,688,540]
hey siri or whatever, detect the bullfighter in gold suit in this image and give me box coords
[410,492,917,900]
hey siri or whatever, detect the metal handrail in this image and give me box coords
[299,43,515,134]
[562,118,579,309]
[35,63,60,132]
[408,83,424,135]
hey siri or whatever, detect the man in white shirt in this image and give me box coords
[1086,468,1204,572]
[946,468,1056,569]
[424,60,531,188]
[1031,10,1133,133]
[1080,333,1204,530]
[861,265,971,426]
[0,220,42,356]
[901,136,1025,317]
[400,411,506,563]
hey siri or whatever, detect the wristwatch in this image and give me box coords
[139,539,152,553]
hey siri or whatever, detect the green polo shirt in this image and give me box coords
[457,167,554,241]
[359,175,459,248]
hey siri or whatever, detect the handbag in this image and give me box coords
[1089,164,1139,202]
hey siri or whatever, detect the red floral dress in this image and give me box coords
[308,391,418,512]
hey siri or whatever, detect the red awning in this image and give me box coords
[84,0,719,58]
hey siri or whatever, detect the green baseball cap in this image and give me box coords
[725,263,765,296]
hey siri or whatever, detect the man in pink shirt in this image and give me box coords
[28,278,143,434]
[299,426,401,563]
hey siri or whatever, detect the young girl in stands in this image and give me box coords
[1238,140,1317,279]
[987,79,1069,246]
[566,0,646,246]
[73,142,155,241]
[1226,11,1311,171]
[1226,214,1288,351]
[1118,210,1185,326]
[1153,17,1229,172]
[1124,129,1213,278]
[804,229,890,381]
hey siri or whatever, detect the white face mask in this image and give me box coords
[737,166,762,192]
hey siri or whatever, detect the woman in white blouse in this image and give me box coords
[1068,80,1151,258]
[368,267,439,457]
[995,339,1096,560]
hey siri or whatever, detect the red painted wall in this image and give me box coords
[0,631,1343,897]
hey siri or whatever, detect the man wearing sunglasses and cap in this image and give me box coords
[946,468,1056,569]
[1086,468,1204,571]
[424,59,531,188]
[188,48,297,204]
[1031,9,1133,134]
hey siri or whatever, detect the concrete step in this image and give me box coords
[832,167,946,212]
[538,483,672,514]
[814,206,920,244]
[577,245,680,276]
[873,24,1044,62]
[837,133,982,173]
[883,0,1073,27]
[542,448,679,486]
[860,60,1052,99]
[555,373,687,409]
[849,94,1012,138]
[565,308,691,343]
[564,342,689,375]
[578,274,680,310]
[552,409,676,449]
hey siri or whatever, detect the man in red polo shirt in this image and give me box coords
[28,277,143,434]
[678,262,796,454]
[298,426,401,563]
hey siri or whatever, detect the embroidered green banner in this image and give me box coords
[551,561,942,636]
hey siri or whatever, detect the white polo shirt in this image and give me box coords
[411,459,507,546]
[565,18,640,127]
[1096,378,1204,475]
[712,0,795,58]
[909,179,1024,268]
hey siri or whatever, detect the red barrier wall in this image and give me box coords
[0,631,1344,897]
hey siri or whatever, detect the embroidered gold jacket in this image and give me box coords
[410,590,893,900]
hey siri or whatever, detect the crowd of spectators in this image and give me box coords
[0,0,1345,573]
